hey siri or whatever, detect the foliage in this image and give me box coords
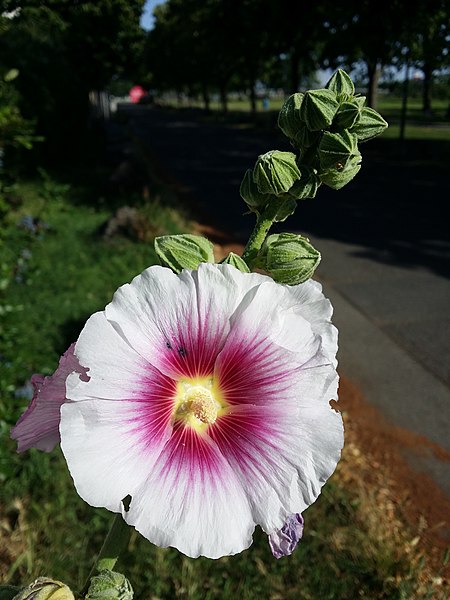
[0,1,146,157]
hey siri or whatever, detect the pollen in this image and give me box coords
[174,378,224,428]
[185,386,217,424]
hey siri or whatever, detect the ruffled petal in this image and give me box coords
[269,513,304,559]
[11,344,88,452]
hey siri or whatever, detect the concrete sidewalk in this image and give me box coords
[123,104,450,497]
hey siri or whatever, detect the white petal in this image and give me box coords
[126,423,255,558]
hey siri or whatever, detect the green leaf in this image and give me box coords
[273,197,297,222]
[220,252,250,272]
[85,570,133,600]
[154,234,214,273]
[260,233,321,284]
[239,168,270,210]
[277,93,304,140]
[253,151,301,196]
[325,69,355,101]
[299,89,339,131]
[350,107,388,141]
[288,165,321,199]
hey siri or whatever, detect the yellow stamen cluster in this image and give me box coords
[174,377,225,430]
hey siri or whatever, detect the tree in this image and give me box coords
[0,1,146,158]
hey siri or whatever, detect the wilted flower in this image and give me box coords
[12,263,343,559]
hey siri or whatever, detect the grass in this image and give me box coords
[1,154,448,599]
[158,95,449,141]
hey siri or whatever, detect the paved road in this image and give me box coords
[122,104,450,496]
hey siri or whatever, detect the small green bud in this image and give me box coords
[288,165,321,199]
[12,578,74,600]
[240,168,271,210]
[325,69,355,101]
[273,197,297,222]
[353,95,366,109]
[4,69,19,82]
[299,89,339,131]
[260,233,321,285]
[253,151,301,196]
[332,100,361,131]
[85,570,133,600]
[221,252,250,272]
[277,93,304,140]
[154,234,214,273]
[349,107,388,141]
[318,130,360,172]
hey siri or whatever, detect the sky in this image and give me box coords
[140,0,165,31]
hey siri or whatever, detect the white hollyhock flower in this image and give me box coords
[12,263,343,559]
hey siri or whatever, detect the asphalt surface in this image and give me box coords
[120,104,450,497]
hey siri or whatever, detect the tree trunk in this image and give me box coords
[289,49,301,93]
[422,62,433,115]
[249,82,257,117]
[202,82,210,113]
[366,60,381,110]
[219,83,228,114]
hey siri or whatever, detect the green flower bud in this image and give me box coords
[220,252,250,272]
[240,168,271,210]
[253,151,301,196]
[349,107,388,142]
[85,570,133,600]
[318,130,360,172]
[277,93,304,140]
[319,157,361,190]
[332,100,361,131]
[294,123,321,149]
[260,233,321,285]
[273,197,297,222]
[154,234,214,273]
[299,89,339,131]
[353,95,366,109]
[12,578,74,600]
[325,69,355,101]
[288,165,321,199]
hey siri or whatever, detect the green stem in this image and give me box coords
[241,197,285,267]
[81,513,131,596]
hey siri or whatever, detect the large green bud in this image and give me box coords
[259,233,321,285]
[299,89,340,131]
[253,151,301,196]
[12,579,74,600]
[154,234,215,273]
[332,100,361,131]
